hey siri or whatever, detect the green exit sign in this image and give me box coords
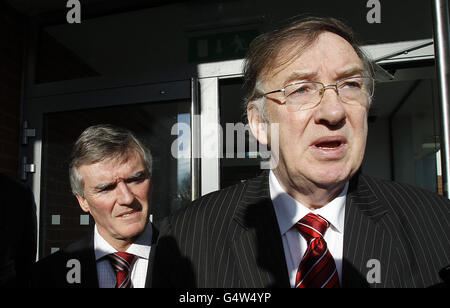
[189,29,259,62]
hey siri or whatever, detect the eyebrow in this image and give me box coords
[282,65,365,87]
[94,182,115,192]
[283,71,319,86]
[124,170,148,182]
[93,170,147,192]
[336,66,365,79]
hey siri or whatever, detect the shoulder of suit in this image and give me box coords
[359,173,450,212]
[32,235,93,287]
[161,179,252,233]
[32,249,71,287]
[194,180,249,205]
[34,233,93,267]
[178,180,249,216]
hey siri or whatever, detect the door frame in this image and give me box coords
[21,14,443,257]
[22,78,197,258]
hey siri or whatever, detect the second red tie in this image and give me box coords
[108,252,136,288]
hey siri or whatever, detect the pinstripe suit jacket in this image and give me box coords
[153,171,450,288]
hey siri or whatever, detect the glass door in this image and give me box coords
[22,80,195,258]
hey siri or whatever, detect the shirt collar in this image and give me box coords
[269,170,347,235]
[94,222,153,261]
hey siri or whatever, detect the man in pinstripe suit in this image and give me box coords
[153,17,450,288]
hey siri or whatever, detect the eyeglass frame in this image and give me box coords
[255,76,375,111]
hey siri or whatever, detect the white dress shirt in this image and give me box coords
[269,170,347,288]
[94,222,153,288]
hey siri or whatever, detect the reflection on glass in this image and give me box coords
[391,79,442,194]
[219,78,263,188]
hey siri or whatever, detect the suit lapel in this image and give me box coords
[229,171,395,288]
[231,171,290,288]
[67,225,158,288]
[342,173,393,288]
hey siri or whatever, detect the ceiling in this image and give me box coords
[5,0,434,44]
[6,0,437,122]
[5,0,181,16]
[5,0,104,15]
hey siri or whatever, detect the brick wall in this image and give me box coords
[0,2,24,179]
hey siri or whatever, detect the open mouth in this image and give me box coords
[315,141,343,149]
[117,210,139,219]
[312,136,347,152]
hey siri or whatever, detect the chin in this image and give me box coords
[308,164,353,187]
[121,220,147,238]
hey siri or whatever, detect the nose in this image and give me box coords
[116,181,135,205]
[313,86,346,128]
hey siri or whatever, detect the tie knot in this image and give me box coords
[295,213,330,240]
[108,252,136,273]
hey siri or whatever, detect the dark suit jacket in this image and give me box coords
[0,174,37,288]
[32,224,158,288]
[152,171,450,288]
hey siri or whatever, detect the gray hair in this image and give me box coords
[69,124,152,197]
[243,16,375,122]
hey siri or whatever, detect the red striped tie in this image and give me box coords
[108,252,136,288]
[294,213,340,288]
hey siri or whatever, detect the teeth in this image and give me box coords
[316,141,341,149]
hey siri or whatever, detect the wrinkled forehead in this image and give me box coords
[79,146,144,172]
[103,147,145,167]
[260,32,364,83]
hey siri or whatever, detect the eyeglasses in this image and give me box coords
[259,76,375,112]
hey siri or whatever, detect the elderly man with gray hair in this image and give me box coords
[153,16,450,288]
[33,124,157,288]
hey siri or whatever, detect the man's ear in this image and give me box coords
[75,194,90,213]
[247,102,269,145]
